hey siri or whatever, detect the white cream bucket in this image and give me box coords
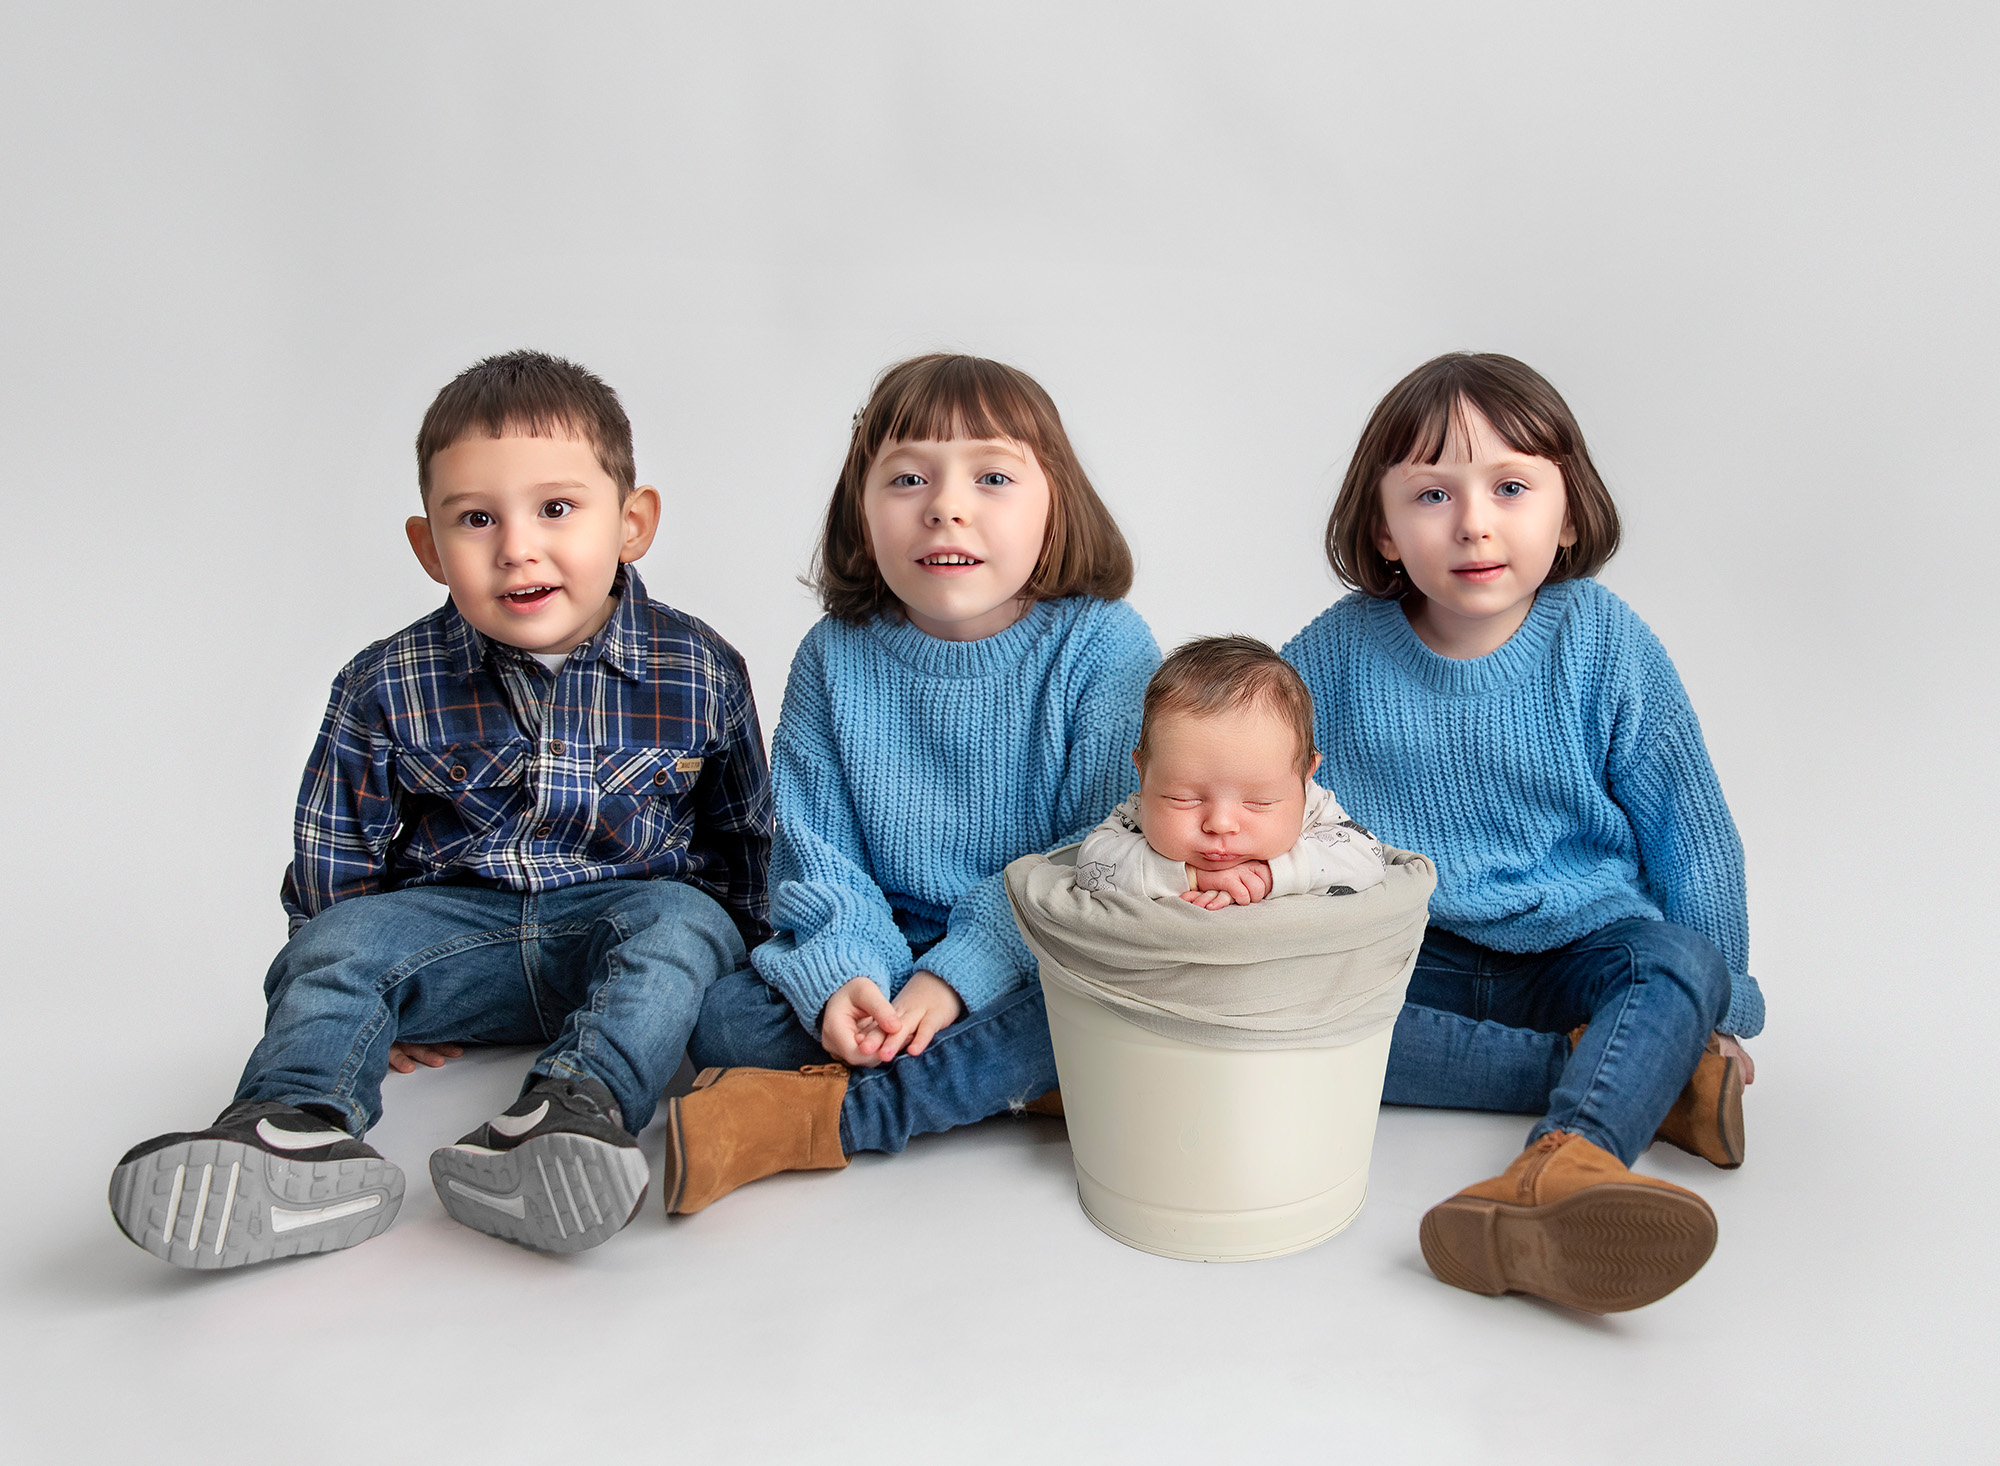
[1008,845,1432,1263]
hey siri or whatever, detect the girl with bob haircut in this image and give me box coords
[666,353,1158,1215]
[1284,352,1762,1314]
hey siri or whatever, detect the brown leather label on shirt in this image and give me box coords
[674,757,704,774]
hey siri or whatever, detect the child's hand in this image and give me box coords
[388,1041,463,1073]
[862,970,964,1062]
[1184,860,1274,908]
[1717,1033,1755,1085]
[819,977,902,1068]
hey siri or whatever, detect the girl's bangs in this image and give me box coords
[1393,382,1571,468]
[869,360,1051,456]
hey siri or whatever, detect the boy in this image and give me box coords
[1075,635,1387,907]
[109,351,770,1267]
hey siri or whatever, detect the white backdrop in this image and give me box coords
[3,3,1993,1460]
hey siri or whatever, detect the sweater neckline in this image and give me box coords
[863,598,1062,679]
[1361,581,1572,695]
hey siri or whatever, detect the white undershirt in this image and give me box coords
[530,651,568,673]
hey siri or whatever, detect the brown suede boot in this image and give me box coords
[1568,1026,1746,1169]
[1021,1089,1064,1118]
[1653,1035,1745,1169]
[1418,1132,1717,1313]
[664,1064,849,1215]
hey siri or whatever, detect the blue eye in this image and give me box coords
[1495,480,1527,498]
[1417,488,1448,506]
[976,472,1014,487]
[891,473,926,488]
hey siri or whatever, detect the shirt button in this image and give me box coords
[535,823,553,839]
[652,768,669,786]
[549,739,566,756]
[449,765,467,781]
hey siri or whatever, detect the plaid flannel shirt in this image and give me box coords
[280,568,771,945]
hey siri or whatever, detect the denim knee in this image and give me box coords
[1625,919,1731,1030]
[262,897,390,1001]
[599,879,745,964]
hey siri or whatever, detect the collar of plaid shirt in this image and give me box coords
[442,565,651,682]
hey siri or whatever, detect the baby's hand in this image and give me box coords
[388,1041,463,1074]
[1187,860,1273,907]
[819,977,901,1068]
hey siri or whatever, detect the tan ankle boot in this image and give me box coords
[664,1064,849,1215]
[1568,1026,1746,1169]
[1653,1035,1745,1168]
[1419,1132,1717,1313]
[1021,1089,1064,1118]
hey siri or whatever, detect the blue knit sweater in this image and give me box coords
[1282,579,1763,1037]
[752,597,1160,1028]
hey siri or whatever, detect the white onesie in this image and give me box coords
[1074,785,1387,900]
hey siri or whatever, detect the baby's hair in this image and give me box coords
[810,353,1134,622]
[416,349,636,501]
[1325,352,1621,598]
[1136,635,1317,779]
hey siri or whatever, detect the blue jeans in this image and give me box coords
[1382,918,1731,1165]
[236,880,745,1136]
[688,967,1058,1155]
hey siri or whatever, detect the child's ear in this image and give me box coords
[620,486,663,563]
[1305,750,1322,784]
[1131,749,1143,778]
[1559,515,1579,549]
[1374,525,1401,566]
[406,515,448,585]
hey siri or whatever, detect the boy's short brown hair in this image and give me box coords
[1325,352,1622,598]
[1136,635,1318,779]
[416,350,637,500]
[810,354,1134,622]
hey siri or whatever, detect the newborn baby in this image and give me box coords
[1078,635,1385,909]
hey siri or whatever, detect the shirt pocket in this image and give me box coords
[592,746,700,857]
[392,739,530,867]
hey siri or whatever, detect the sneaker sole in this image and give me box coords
[109,1139,404,1270]
[430,1133,647,1253]
[1419,1182,1718,1313]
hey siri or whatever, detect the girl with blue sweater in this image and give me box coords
[1284,353,1761,1313]
[666,354,1158,1213]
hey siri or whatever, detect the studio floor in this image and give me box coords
[6,1016,1981,1463]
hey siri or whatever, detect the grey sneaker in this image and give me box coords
[109,1100,404,1270]
[429,1075,648,1253]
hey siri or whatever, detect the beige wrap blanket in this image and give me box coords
[1005,844,1436,1051]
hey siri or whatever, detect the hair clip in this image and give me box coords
[851,407,864,432]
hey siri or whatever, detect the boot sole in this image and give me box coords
[1655,1055,1746,1169]
[663,1095,693,1214]
[1711,1057,1746,1168]
[1419,1182,1717,1313]
[431,1133,647,1254]
[109,1139,404,1270]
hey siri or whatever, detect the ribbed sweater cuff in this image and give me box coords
[1720,972,1766,1038]
[759,942,899,1034]
[921,936,1029,1014]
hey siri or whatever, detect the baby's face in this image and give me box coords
[1135,706,1314,873]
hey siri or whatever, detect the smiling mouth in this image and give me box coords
[919,553,982,567]
[501,584,559,607]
